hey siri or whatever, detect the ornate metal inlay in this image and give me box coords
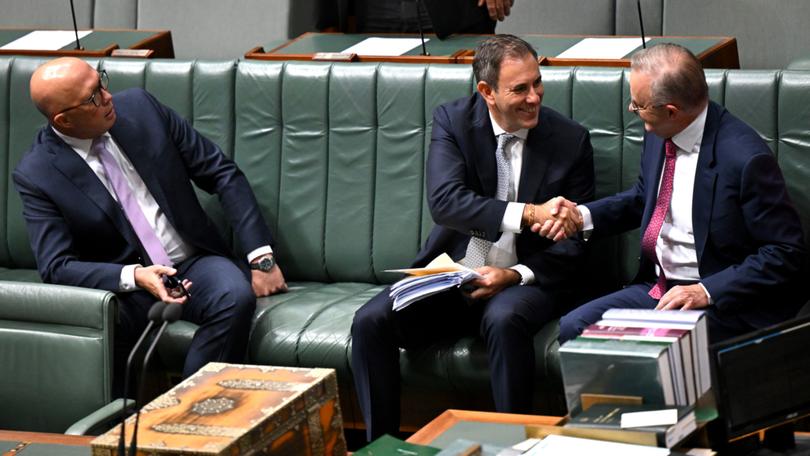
[218,378,303,392]
[191,396,236,415]
[152,422,242,438]
[142,393,181,411]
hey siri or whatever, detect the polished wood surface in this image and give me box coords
[0,28,173,58]
[406,409,563,445]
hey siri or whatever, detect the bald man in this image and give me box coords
[14,58,286,391]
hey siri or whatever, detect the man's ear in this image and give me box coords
[51,112,71,130]
[477,80,495,104]
[664,103,680,119]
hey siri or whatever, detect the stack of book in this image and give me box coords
[555,309,711,449]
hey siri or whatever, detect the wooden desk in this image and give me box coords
[0,430,92,455]
[246,33,739,69]
[407,409,563,446]
[0,28,174,59]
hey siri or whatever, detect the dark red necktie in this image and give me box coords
[640,139,677,299]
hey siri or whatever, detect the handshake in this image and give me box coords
[524,197,582,241]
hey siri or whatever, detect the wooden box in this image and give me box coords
[91,363,347,455]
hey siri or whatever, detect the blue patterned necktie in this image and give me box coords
[461,133,518,268]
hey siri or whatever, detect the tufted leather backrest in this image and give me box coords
[2,57,809,290]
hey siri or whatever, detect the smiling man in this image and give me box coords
[351,34,594,440]
[14,57,287,394]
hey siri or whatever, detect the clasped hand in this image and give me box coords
[529,197,583,241]
[134,265,192,305]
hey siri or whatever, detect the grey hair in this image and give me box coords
[631,43,708,112]
[473,34,538,91]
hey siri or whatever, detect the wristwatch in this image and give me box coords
[250,255,276,272]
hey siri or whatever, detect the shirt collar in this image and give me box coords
[488,112,528,141]
[51,126,110,158]
[671,104,708,154]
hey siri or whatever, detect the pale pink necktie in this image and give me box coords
[91,136,173,266]
[640,139,677,299]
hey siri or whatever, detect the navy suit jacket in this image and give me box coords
[587,101,808,326]
[412,93,595,290]
[13,88,273,291]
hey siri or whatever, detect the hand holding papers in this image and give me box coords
[386,253,482,311]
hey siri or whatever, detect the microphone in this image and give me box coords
[117,301,166,456]
[68,0,83,50]
[637,0,647,49]
[129,303,183,456]
[416,0,431,56]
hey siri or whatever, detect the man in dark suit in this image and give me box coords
[536,44,808,344]
[351,35,594,440]
[14,58,287,392]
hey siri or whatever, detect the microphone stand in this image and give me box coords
[117,301,166,456]
[128,303,183,456]
[68,0,83,50]
[637,0,647,49]
[416,0,431,56]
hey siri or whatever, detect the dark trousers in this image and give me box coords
[351,283,566,441]
[559,282,758,345]
[113,254,255,396]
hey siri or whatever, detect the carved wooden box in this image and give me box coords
[91,363,346,455]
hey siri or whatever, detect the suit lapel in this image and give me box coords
[517,109,552,202]
[640,134,666,231]
[692,102,721,259]
[471,96,499,197]
[46,129,138,243]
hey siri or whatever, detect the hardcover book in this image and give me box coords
[559,337,675,414]
[565,403,697,448]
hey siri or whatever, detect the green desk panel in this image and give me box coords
[428,420,528,449]
[0,440,19,452]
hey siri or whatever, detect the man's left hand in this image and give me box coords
[251,260,288,297]
[465,266,520,300]
[656,284,709,310]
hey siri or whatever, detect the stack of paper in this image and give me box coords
[386,253,481,311]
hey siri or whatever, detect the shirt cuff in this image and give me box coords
[120,264,140,292]
[247,245,273,263]
[510,264,535,286]
[501,202,525,233]
[698,282,714,305]
[579,205,594,231]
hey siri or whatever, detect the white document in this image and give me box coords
[557,37,651,59]
[1,30,92,50]
[621,408,679,428]
[341,37,428,56]
[525,434,669,456]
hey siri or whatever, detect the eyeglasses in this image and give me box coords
[628,99,663,115]
[56,70,109,115]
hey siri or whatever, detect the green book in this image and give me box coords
[353,434,440,456]
[565,403,697,448]
[559,337,675,414]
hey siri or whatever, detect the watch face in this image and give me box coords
[258,257,275,271]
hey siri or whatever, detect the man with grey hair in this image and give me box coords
[540,43,807,343]
[351,34,593,440]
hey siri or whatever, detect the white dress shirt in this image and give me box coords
[54,128,271,291]
[478,114,534,285]
[578,106,712,301]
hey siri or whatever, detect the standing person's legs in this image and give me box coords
[479,285,562,413]
[176,255,256,378]
[558,283,657,343]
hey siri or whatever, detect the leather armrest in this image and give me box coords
[65,398,132,436]
[0,281,117,330]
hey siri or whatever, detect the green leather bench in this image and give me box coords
[2,56,809,433]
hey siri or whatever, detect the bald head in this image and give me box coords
[30,57,97,119]
[630,43,708,114]
[30,57,116,138]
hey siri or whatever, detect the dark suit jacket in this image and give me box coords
[587,101,808,326]
[412,93,595,290]
[13,88,273,291]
